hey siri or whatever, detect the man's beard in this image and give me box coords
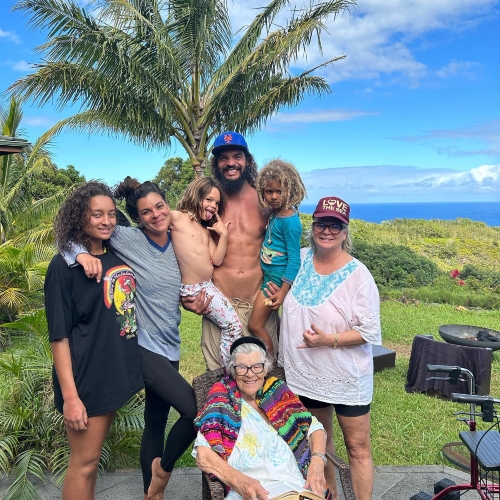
[214,165,251,194]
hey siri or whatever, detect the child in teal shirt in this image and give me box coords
[247,159,306,357]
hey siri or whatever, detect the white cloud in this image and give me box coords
[0,28,21,44]
[436,60,482,79]
[23,116,56,127]
[11,60,32,71]
[228,0,498,86]
[300,164,500,202]
[398,120,500,158]
[271,108,376,124]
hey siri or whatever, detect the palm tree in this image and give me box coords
[10,0,353,175]
[0,98,65,243]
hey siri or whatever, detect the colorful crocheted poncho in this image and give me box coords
[194,375,313,478]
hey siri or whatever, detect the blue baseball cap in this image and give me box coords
[212,131,248,154]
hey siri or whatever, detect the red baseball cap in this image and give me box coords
[313,196,350,225]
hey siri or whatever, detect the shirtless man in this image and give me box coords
[182,131,279,369]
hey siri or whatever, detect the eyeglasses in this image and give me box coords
[234,363,265,376]
[312,222,346,234]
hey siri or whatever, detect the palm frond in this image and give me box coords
[4,449,46,500]
[0,435,18,474]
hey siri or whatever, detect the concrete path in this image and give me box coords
[0,465,477,499]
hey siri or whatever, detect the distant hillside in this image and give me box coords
[299,214,500,273]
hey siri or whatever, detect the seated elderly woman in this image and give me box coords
[193,337,330,500]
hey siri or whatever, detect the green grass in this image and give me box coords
[176,302,500,467]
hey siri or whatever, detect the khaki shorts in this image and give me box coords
[201,299,279,371]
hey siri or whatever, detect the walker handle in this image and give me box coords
[427,364,460,373]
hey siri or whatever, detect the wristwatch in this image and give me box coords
[310,452,327,466]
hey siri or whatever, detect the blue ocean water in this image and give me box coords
[299,202,500,227]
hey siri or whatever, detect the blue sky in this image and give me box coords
[1,0,499,203]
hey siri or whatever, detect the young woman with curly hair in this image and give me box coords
[45,182,143,500]
[60,177,197,500]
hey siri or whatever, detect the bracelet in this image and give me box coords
[332,332,339,349]
[311,452,327,466]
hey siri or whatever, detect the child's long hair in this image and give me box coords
[176,177,226,227]
[257,159,307,210]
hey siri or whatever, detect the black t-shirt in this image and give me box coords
[44,252,144,417]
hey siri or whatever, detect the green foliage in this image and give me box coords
[299,213,313,247]
[0,98,76,244]
[401,286,500,309]
[0,310,145,499]
[351,241,440,288]
[11,0,354,174]
[153,157,210,208]
[0,243,53,324]
[29,164,85,200]
[348,218,500,274]
[297,214,500,306]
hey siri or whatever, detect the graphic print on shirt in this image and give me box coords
[103,265,138,338]
[260,245,284,265]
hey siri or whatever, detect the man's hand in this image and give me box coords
[63,397,88,431]
[304,457,327,496]
[77,253,103,282]
[180,288,213,315]
[297,323,331,349]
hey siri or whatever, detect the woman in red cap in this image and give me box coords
[277,196,381,500]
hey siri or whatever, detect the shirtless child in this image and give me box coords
[170,177,242,367]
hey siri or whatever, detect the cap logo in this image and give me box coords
[323,198,348,215]
[223,134,233,144]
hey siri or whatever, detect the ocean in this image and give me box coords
[299,202,500,227]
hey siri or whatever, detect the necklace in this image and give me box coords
[266,211,281,244]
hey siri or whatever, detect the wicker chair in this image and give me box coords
[192,366,357,500]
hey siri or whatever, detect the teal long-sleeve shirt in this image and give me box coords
[260,210,302,285]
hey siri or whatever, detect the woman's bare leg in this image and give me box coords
[336,412,373,500]
[63,412,115,500]
[307,406,339,500]
[89,412,115,499]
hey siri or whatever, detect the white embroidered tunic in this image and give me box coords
[279,248,381,406]
[192,400,324,500]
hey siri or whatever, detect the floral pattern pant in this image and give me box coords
[180,279,242,368]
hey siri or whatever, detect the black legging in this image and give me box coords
[139,346,197,493]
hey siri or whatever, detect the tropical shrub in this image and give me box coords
[0,310,144,500]
[0,243,53,325]
[351,241,440,288]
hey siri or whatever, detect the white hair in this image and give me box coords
[227,342,273,377]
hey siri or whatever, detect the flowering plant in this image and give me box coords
[450,269,460,278]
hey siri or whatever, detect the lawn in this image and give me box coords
[175,301,500,467]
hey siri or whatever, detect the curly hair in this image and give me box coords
[114,176,167,223]
[176,177,226,227]
[210,149,258,189]
[256,159,307,210]
[55,181,115,254]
